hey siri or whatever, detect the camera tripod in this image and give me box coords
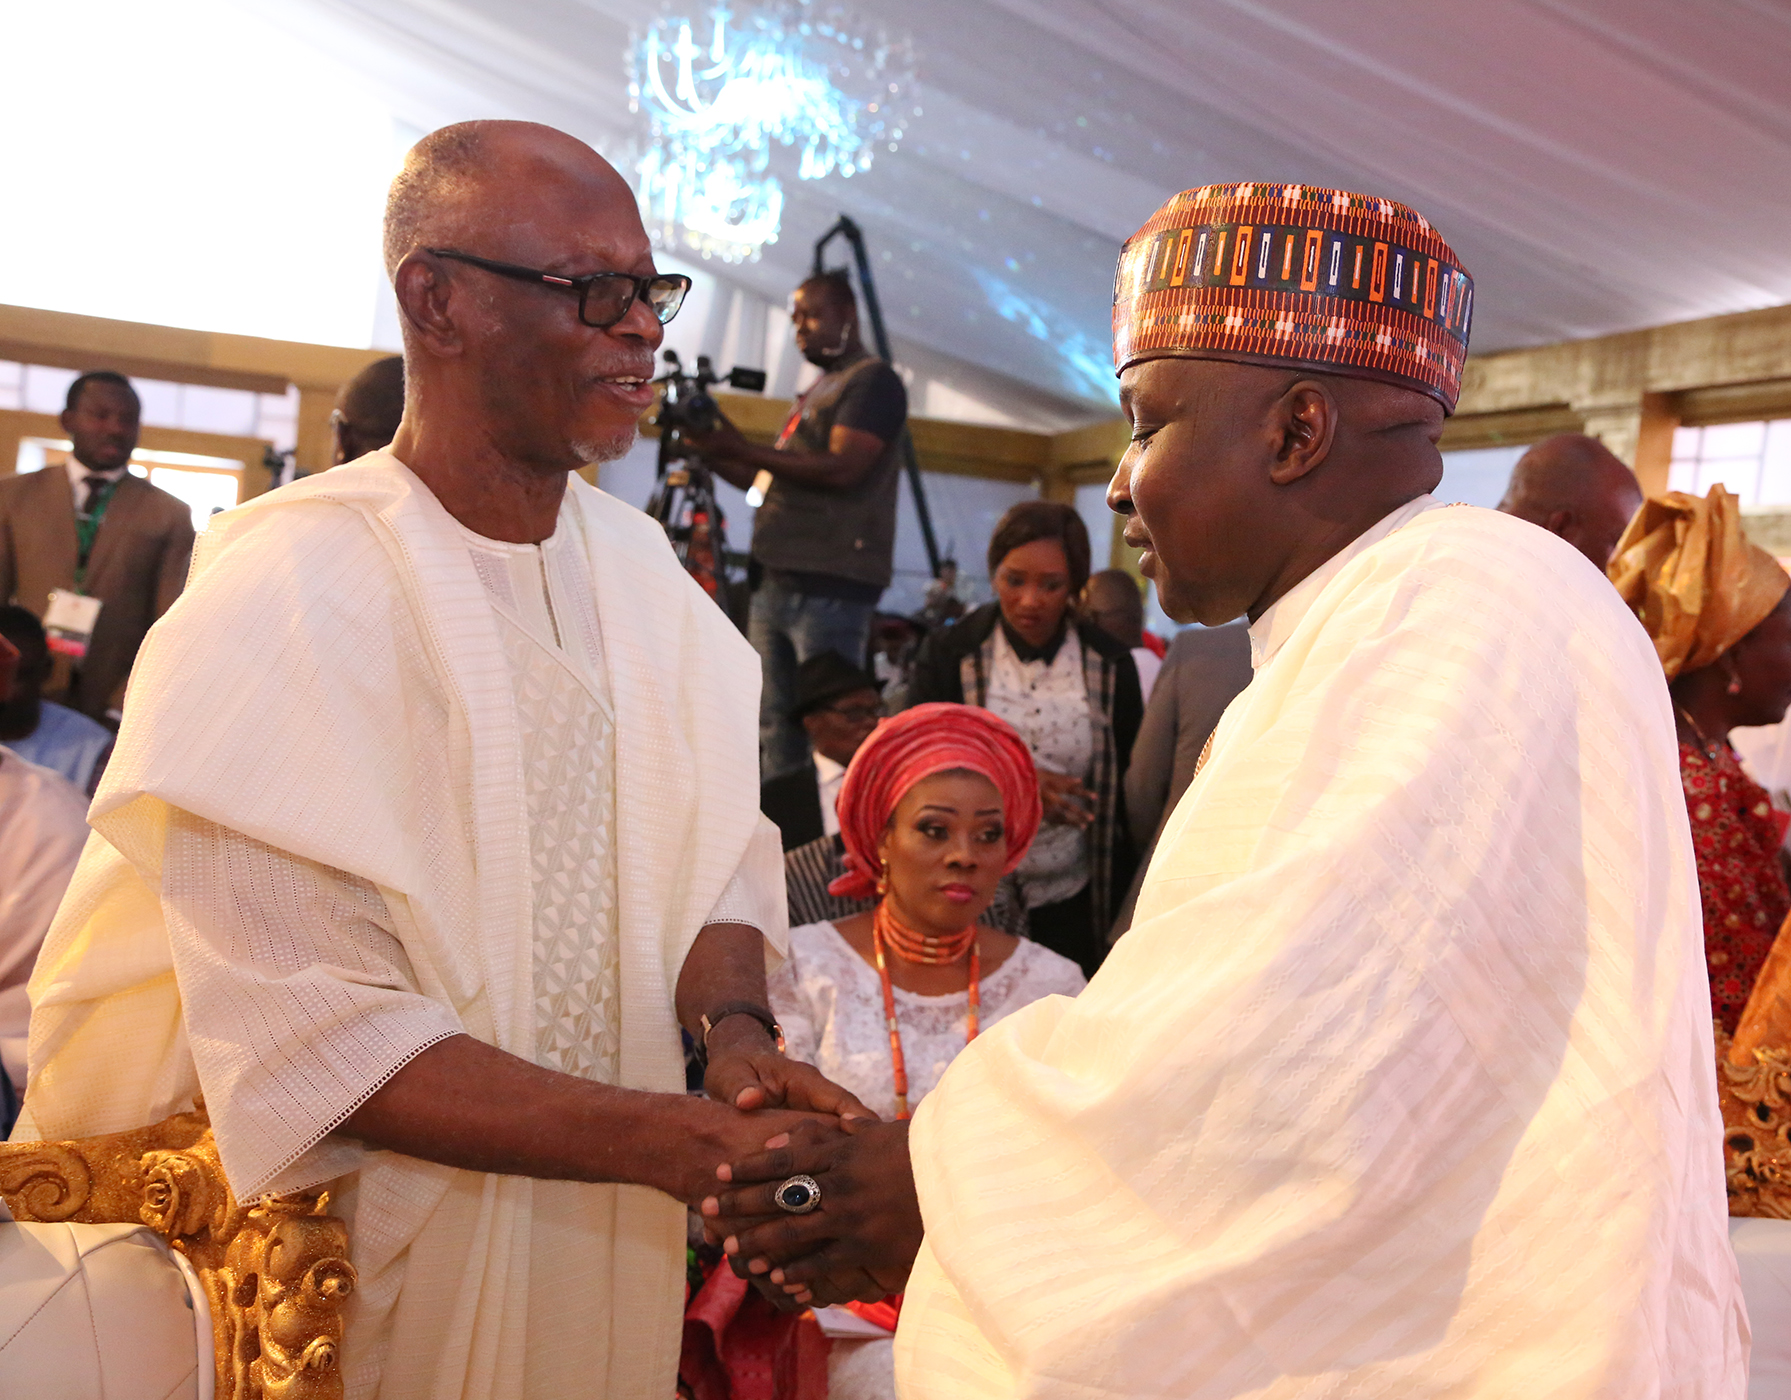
[645,455,733,603]
[645,350,765,616]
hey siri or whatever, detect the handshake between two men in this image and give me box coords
[697,1027,923,1311]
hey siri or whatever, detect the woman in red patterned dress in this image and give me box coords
[1611,486,1791,1032]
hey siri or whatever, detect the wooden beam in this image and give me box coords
[1047,418,1130,471]
[655,391,1051,484]
[0,303,390,397]
[1438,405,1583,452]
[14,298,1788,512]
[0,338,289,396]
[0,407,275,498]
[1451,302,1791,469]
[1634,392,1679,497]
[1680,378,1791,428]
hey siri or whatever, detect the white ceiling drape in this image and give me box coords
[241,0,1791,417]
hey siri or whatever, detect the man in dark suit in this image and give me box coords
[1109,619,1254,938]
[0,370,195,723]
[760,650,882,850]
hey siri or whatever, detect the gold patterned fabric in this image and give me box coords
[1607,484,1789,680]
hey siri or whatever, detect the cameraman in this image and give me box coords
[691,270,908,778]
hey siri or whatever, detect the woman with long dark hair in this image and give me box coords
[906,501,1141,976]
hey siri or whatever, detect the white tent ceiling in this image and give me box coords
[247,0,1791,419]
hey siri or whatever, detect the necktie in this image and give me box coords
[79,474,112,516]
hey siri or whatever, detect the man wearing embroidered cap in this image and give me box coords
[705,183,1745,1398]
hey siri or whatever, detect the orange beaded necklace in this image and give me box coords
[871,900,980,1119]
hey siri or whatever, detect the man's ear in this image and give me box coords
[1267,380,1338,485]
[1545,508,1576,540]
[393,252,463,357]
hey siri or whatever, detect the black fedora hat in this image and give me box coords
[791,650,882,720]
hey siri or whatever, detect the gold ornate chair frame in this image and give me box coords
[0,1104,355,1400]
[1717,1027,1791,1218]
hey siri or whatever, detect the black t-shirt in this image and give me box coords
[752,351,909,592]
[828,361,906,445]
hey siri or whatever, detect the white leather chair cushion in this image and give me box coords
[0,1221,202,1400]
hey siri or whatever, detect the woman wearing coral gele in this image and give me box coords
[770,702,1084,1399]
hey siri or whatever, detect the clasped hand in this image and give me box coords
[698,1116,923,1309]
[1037,768,1094,829]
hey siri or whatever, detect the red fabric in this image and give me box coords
[842,1294,902,1333]
[1682,739,1791,1034]
[681,1262,830,1400]
[1140,630,1167,659]
[828,702,1042,900]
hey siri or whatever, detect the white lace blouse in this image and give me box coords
[770,920,1086,1122]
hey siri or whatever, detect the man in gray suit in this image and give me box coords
[0,370,195,723]
[1110,619,1253,938]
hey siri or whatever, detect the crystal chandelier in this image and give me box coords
[629,2,917,263]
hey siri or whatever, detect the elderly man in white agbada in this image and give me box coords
[12,121,869,1400]
[704,183,1747,1398]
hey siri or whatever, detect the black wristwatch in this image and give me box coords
[697,1002,786,1063]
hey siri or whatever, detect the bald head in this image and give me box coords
[1085,569,1145,648]
[384,121,638,277]
[333,355,405,465]
[383,120,669,500]
[1497,434,1642,570]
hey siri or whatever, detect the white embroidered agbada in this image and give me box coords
[13,452,786,1400]
[898,499,1746,1398]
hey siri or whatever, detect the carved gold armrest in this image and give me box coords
[1716,1024,1791,1219]
[0,1103,355,1400]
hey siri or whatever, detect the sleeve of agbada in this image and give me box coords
[20,497,474,1185]
[895,514,1730,1399]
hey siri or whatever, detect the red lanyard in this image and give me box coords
[773,386,814,449]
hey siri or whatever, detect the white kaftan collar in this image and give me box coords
[1248,494,1440,669]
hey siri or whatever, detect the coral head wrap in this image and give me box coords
[828,702,1042,900]
[1607,484,1790,680]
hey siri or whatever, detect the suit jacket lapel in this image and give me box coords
[81,472,143,588]
[33,465,80,586]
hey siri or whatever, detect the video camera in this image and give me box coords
[653,349,767,450]
[646,349,766,621]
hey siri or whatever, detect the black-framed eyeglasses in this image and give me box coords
[426,248,692,329]
[822,702,884,724]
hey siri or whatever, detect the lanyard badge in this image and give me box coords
[49,474,122,659]
[45,588,103,660]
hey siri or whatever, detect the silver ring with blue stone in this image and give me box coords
[774,1174,822,1214]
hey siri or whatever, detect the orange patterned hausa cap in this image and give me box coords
[1112,182,1475,413]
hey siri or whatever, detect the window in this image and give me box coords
[19,438,242,533]
[0,359,298,454]
[1437,445,1524,508]
[1669,420,1791,507]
